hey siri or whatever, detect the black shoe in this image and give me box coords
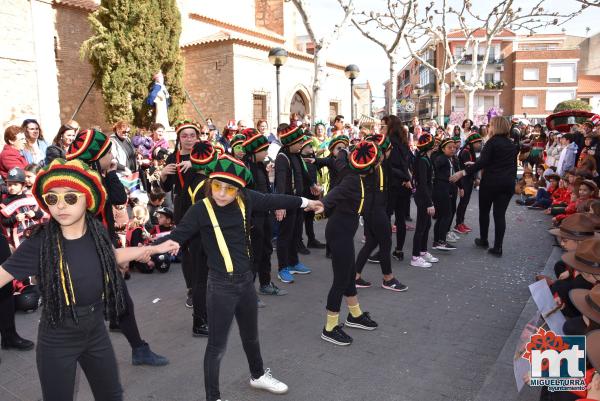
[488,247,503,257]
[392,249,404,261]
[193,316,209,337]
[132,342,169,366]
[474,238,489,249]
[185,295,193,308]
[515,199,526,205]
[433,241,457,251]
[382,278,408,292]
[321,325,353,346]
[355,277,372,288]
[344,312,378,331]
[307,238,326,249]
[297,242,311,255]
[367,252,380,264]
[1,333,34,351]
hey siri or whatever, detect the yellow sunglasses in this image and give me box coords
[211,181,238,197]
[42,192,85,206]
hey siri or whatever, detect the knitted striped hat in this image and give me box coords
[416,133,434,151]
[209,154,253,188]
[439,138,455,150]
[300,135,313,149]
[349,140,380,173]
[452,135,461,143]
[33,159,107,216]
[279,126,305,147]
[466,133,483,144]
[66,129,112,162]
[190,141,218,171]
[230,134,247,150]
[365,133,391,153]
[243,132,270,154]
[175,119,201,136]
[328,134,350,151]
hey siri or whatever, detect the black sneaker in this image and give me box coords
[488,247,503,257]
[345,312,378,331]
[355,277,372,288]
[474,238,489,249]
[367,252,380,264]
[382,278,408,292]
[185,295,193,308]
[307,238,326,249]
[297,242,311,255]
[321,325,353,346]
[392,249,404,261]
[433,241,456,251]
[193,316,208,337]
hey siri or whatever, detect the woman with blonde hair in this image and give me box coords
[451,116,519,256]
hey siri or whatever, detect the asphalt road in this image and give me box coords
[0,194,554,401]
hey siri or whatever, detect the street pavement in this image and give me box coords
[0,195,555,401]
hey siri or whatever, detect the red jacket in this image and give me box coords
[552,188,571,206]
[0,145,27,179]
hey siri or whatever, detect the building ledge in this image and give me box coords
[189,13,285,44]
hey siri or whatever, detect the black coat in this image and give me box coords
[465,135,517,189]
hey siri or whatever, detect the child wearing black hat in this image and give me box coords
[411,133,439,268]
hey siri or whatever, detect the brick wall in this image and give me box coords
[255,0,284,36]
[182,42,235,130]
[54,5,109,132]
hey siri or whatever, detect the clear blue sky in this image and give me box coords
[300,0,600,108]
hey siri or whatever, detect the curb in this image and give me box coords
[474,246,563,401]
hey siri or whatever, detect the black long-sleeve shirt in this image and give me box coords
[432,152,461,193]
[323,172,371,216]
[413,154,433,207]
[464,135,517,189]
[101,171,127,242]
[388,138,412,189]
[165,190,302,274]
[160,152,196,223]
[246,160,271,194]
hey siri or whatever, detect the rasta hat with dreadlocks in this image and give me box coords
[243,132,270,154]
[190,141,218,172]
[209,154,253,188]
[230,133,247,151]
[328,134,350,151]
[365,133,391,153]
[349,140,380,173]
[66,129,112,162]
[30,159,125,327]
[416,133,434,152]
[279,125,305,147]
[466,133,483,144]
[174,118,201,136]
[33,159,107,215]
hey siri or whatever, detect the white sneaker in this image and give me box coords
[249,368,288,394]
[421,252,439,263]
[446,232,459,242]
[410,256,432,268]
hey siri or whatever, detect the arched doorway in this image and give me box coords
[290,90,309,118]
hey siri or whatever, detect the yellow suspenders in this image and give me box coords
[357,177,365,215]
[202,197,248,273]
[188,180,206,204]
[378,165,384,191]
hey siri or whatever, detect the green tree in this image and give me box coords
[81,0,185,127]
[553,99,592,113]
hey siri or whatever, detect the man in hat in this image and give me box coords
[274,124,317,283]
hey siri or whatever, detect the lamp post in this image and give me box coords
[345,64,360,124]
[413,84,423,120]
[268,47,288,126]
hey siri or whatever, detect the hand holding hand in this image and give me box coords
[310,185,322,197]
[427,206,435,217]
[449,171,465,183]
[275,209,286,221]
[152,240,180,255]
[135,247,152,264]
[305,200,324,214]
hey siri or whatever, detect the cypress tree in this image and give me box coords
[81,0,184,127]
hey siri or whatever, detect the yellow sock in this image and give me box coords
[348,303,362,318]
[325,313,339,332]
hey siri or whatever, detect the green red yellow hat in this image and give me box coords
[328,134,350,151]
[190,141,218,171]
[466,133,482,144]
[300,135,314,149]
[439,138,455,150]
[66,129,112,162]
[213,142,225,156]
[279,126,305,147]
[349,140,380,173]
[365,133,391,153]
[416,133,434,151]
[174,119,201,136]
[452,135,461,143]
[243,132,270,154]
[209,154,253,188]
[33,159,107,216]
[230,134,247,150]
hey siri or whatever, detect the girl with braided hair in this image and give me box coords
[0,159,177,401]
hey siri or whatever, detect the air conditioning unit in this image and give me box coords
[496,65,504,71]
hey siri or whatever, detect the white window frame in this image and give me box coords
[545,90,576,111]
[547,63,576,83]
[522,95,539,108]
[523,68,539,81]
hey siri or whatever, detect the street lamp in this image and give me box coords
[269,47,288,126]
[345,64,360,124]
[413,83,423,119]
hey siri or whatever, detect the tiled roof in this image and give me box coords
[189,13,285,44]
[54,0,99,11]
[448,28,516,38]
[578,75,600,94]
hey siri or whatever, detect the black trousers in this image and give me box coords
[412,197,432,257]
[387,187,411,251]
[191,238,209,321]
[181,246,193,289]
[433,186,452,243]
[304,210,316,242]
[204,270,264,401]
[276,208,303,270]
[478,183,513,248]
[356,209,392,276]
[0,282,15,337]
[456,177,474,225]
[117,282,144,349]
[37,304,123,401]
[251,212,273,287]
[325,213,359,312]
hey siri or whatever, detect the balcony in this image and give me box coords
[483,81,504,90]
[457,55,504,64]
